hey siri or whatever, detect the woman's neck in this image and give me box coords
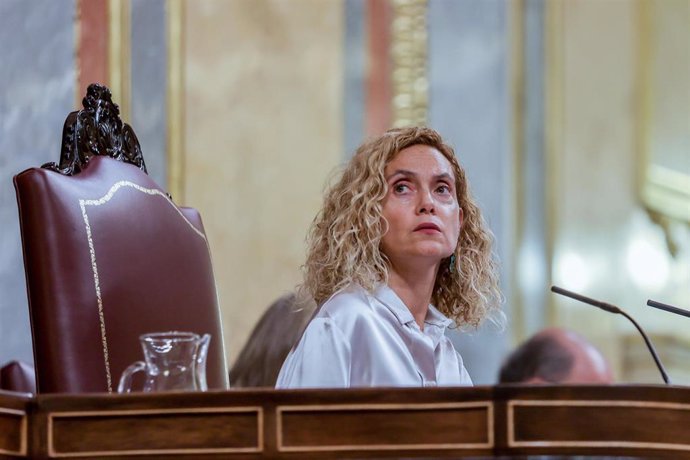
[387,261,439,330]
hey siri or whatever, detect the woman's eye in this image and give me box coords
[436,184,450,194]
[393,183,410,193]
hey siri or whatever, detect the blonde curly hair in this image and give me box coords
[302,126,502,327]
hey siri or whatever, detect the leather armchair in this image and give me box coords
[0,360,36,393]
[13,84,228,393]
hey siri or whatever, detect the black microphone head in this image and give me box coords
[550,286,621,314]
[647,299,690,319]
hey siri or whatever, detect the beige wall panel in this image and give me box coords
[553,1,639,367]
[183,0,343,366]
[646,0,689,174]
[552,0,635,375]
[551,0,690,383]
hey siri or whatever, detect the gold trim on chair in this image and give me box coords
[79,180,208,392]
[276,401,493,452]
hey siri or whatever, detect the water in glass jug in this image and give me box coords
[117,331,210,393]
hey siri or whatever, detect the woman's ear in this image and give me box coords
[458,207,464,228]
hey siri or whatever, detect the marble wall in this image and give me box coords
[130,0,168,187]
[343,0,366,158]
[427,0,512,384]
[0,0,170,368]
[0,0,76,366]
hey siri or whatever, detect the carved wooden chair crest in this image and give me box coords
[45,83,146,176]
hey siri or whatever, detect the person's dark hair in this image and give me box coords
[229,293,313,387]
[498,333,574,384]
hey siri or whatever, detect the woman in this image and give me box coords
[276,127,502,388]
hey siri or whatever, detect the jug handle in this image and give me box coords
[196,334,211,391]
[117,361,146,393]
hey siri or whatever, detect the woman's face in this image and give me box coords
[380,144,463,268]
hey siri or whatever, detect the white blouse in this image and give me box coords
[276,284,473,388]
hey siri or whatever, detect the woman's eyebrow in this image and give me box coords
[386,170,455,183]
[385,169,416,180]
[434,172,454,182]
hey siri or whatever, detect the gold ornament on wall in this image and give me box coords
[391,0,428,128]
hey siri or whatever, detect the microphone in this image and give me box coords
[647,299,690,319]
[550,285,671,385]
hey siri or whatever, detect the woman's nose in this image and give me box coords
[417,189,435,214]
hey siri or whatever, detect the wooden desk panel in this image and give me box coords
[48,407,262,458]
[1,385,688,458]
[510,400,690,448]
[277,402,492,452]
[0,391,29,457]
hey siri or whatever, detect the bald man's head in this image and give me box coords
[499,328,613,384]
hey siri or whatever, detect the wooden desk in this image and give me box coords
[1,385,689,458]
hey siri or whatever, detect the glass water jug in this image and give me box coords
[117,331,210,393]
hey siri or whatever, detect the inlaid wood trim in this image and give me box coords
[508,399,690,451]
[47,406,263,457]
[276,401,493,452]
[0,407,28,457]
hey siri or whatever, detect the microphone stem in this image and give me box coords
[618,310,671,385]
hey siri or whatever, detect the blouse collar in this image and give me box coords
[372,284,453,330]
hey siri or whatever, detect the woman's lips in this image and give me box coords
[414,223,441,232]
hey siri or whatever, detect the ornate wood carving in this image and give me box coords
[43,83,147,175]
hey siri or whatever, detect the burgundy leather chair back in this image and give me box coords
[13,84,228,393]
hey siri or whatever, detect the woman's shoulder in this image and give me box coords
[316,283,379,327]
[306,283,394,345]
